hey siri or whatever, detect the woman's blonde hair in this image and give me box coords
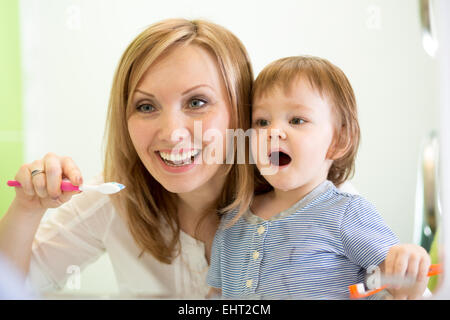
[103,19,254,264]
[252,55,360,191]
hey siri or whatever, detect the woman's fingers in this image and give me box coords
[60,156,83,186]
[29,159,48,198]
[42,153,82,200]
[58,191,79,203]
[15,163,35,196]
[44,154,63,199]
[13,153,83,210]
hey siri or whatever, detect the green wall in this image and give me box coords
[0,0,23,217]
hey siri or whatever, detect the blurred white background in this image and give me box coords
[18,0,438,295]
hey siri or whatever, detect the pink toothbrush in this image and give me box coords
[7,180,125,195]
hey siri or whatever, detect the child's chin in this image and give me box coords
[264,177,299,192]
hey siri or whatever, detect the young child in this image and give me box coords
[206,56,431,300]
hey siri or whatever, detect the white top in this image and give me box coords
[26,174,209,299]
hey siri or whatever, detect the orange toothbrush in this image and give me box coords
[348,263,442,299]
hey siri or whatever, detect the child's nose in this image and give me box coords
[269,128,287,140]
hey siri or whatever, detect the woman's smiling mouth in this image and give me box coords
[156,149,202,167]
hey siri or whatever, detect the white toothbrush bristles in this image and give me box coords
[79,182,126,194]
[356,283,365,294]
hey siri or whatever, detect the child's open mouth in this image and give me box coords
[269,151,292,167]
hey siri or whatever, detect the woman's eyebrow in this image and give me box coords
[134,89,155,98]
[182,84,215,95]
[134,84,214,97]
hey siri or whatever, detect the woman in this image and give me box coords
[0,18,254,298]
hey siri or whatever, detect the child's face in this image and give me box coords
[251,77,336,192]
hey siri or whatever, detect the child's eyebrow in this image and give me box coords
[251,103,268,112]
[289,103,314,114]
[252,102,314,114]
[290,103,314,113]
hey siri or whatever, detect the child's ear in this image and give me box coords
[326,126,351,160]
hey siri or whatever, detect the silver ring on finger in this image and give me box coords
[31,169,45,178]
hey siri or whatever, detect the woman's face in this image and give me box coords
[127,44,231,194]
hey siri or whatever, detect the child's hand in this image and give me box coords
[206,287,222,299]
[381,244,431,299]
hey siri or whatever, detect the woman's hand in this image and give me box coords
[12,152,83,212]
[381,243,431,299]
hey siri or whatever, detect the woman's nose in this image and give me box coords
[157,111,191,144]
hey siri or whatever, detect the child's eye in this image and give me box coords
[254,119,269,127]
[290,117,305,125]
[188,98,207,109]
[136,103,155,113]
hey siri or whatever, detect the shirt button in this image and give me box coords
[246,279,253,288]
[257,226,265,235]
[253,251,260,260]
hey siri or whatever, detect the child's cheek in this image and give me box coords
[250,131,270,167]
[250,131,261,166]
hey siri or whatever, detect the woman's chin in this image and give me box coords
[161,181,201,194]
[153,170,210,194]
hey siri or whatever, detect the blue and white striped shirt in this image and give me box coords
[206,180,399,299]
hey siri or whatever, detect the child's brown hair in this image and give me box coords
[252,55,360,191]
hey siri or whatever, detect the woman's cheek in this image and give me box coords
[201,109,231,159]
[127,119,140,149]
[128,118,154,154]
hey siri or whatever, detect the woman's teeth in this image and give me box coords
[158,150,200,166]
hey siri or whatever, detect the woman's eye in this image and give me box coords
[254,119,269,127]
[290,117,305,125]
[189,98,207,109]
[136,104,155,113]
